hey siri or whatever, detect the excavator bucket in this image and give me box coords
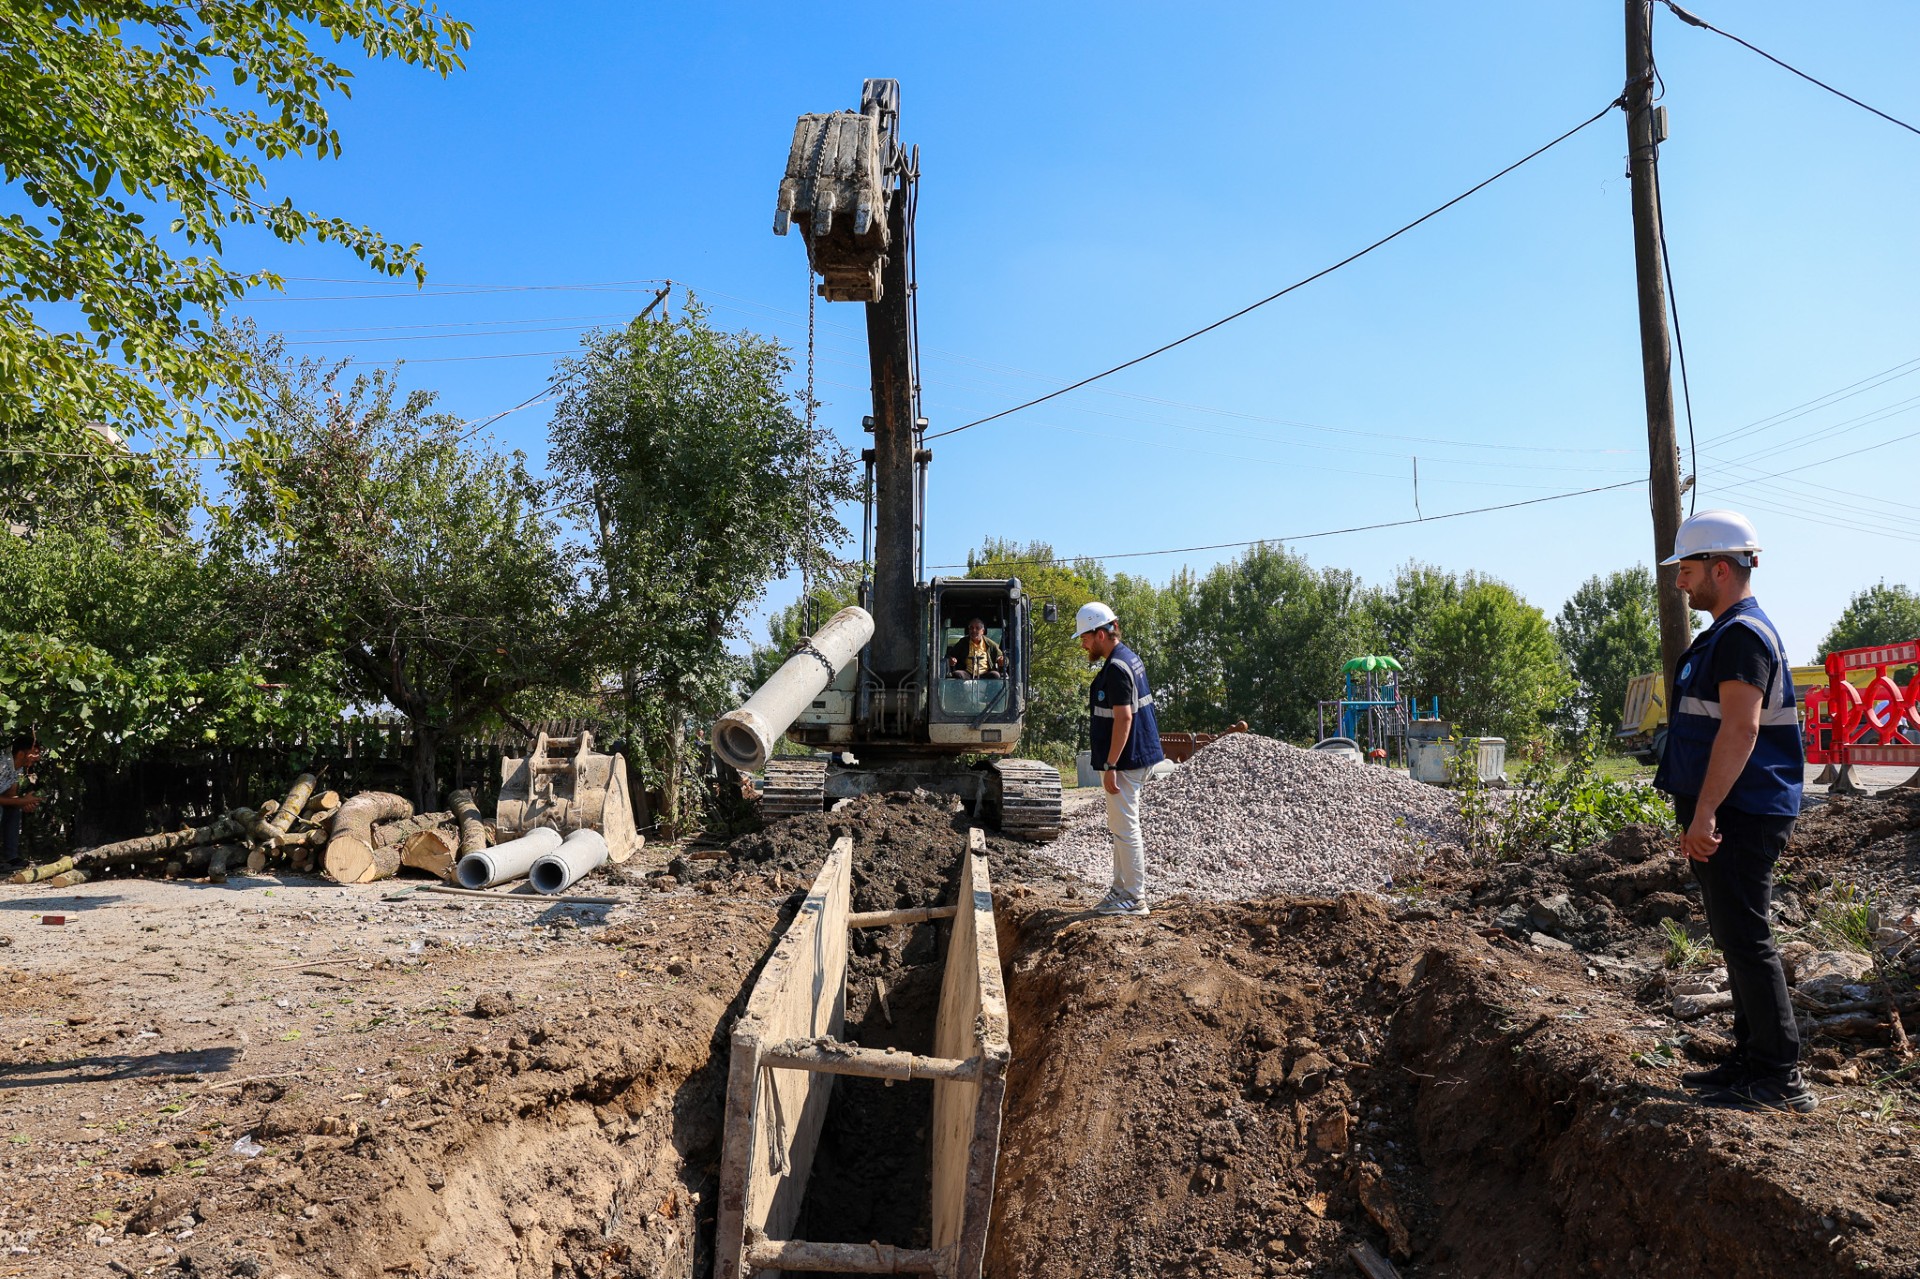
[774,79,901,303]
[496,731,640,863]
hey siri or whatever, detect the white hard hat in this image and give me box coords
[1660,509,1762,567]
[1073,601,1118,638]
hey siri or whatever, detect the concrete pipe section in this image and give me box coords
[712,605,874,773]
[455,825,561,889]
[529,828,609,895]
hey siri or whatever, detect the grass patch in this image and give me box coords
[1812,883,1879,954]
[1661,917,1721,969]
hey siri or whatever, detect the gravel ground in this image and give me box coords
[1038,732,1462,900]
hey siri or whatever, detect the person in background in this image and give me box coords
[1074,602,1164,918]
[1,730,43,869]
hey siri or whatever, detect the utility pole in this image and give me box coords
[1625,0,1692,710]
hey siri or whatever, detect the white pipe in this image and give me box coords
[711,605,874,772]
[529,828,609,895]
[455,826,561,889]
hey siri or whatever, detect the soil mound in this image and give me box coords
[988,887,1920,1277]
[1040,733,1461,900]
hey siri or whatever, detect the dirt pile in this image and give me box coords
[987,885,1920,1277]
[1041,733,1461,900]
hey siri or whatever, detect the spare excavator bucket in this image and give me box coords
[774,109,889,302]
[496,731,640,863]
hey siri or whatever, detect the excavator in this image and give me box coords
[709,78,1063,840]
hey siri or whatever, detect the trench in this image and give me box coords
[236,801,1908,1278]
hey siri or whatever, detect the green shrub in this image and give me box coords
[1455,724,1673,861]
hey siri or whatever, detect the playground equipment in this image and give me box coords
[1803,638,1920,793]
[1315,656,1428,766]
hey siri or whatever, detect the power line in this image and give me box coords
[1702,353,1920,448]
[923,98,1624,442]
[1660,1,1920,138]
[925,478,1643,571]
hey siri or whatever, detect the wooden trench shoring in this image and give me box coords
[714,829,1011,1278]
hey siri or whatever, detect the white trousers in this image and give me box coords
[1104,767,1149,900]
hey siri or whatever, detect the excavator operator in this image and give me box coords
[946,617,1007,680]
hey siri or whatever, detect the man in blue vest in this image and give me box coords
[1653,510,1812,1113]
[1075,602,1165,917]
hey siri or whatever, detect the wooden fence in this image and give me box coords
[23,717,610,856]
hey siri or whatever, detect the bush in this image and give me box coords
[1455,725,1673,861]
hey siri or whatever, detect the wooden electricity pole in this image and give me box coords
[1625,0,1693,709]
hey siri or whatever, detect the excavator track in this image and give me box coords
[759,757,829,821]
[991,759,1063,841]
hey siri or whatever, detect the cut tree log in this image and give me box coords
[207,844,240,884]
[323,792,414,884]
[9,856,75,885]
[401,826,460,881]
[253,774,317,843]
[74,812,251,867]
[449,788,488,856]
[372,812,453,849]
[45,869,89,889]
[303,790,341,816]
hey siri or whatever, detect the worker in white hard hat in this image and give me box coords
[1074,602,1165,917]
[1652,509,1811,1113]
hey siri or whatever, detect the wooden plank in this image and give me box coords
[929,828,1011,1279]
[847,904,958,929]
[1349,1242,1402,1279]
[715,837,852,1279]
[760,1039,977,1082]
[744,1237,945,1274]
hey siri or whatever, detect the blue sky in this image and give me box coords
[217,1,1920,663]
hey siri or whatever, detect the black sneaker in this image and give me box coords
[1680,1057,1748,1091]
[1710,1070,1817,1114]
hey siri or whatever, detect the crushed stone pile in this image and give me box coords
[1040,731,1462,900]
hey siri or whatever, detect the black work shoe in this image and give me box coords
[1680,1058,1748,1091]
[1709,1070,1817,1114]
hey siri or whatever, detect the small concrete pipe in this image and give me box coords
[455,825,561,889]
[528,827,609,895]
[710,605,874,772]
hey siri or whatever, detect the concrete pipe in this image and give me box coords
[711,605,874,772]
[528,827,609,895]
[455,825,561,889]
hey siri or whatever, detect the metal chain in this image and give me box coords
[802,261,817,637]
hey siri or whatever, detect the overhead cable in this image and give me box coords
[1660,1,1920,138]
[923,97,1625,442]
[925,478,1643,570]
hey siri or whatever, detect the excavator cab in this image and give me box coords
[929,579,1027,747]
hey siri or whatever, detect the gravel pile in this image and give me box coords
[1039,732,1461,900]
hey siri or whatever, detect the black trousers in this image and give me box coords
[1675,795,1800,1076]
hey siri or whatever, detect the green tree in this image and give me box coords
[548,303,857,829]
[1175,543,1370,741]
[227,347,578,809]
[1,2,470,525]
[965,540,1097,766]
[1553,566,1661,735]
[0,524,344,843]
[1415,578,1571,745]
[1362,561,1463,692]
[1818,581,1920,658]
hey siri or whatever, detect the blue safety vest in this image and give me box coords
[1090,642,1165,772]
[1654,596,1803,817]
